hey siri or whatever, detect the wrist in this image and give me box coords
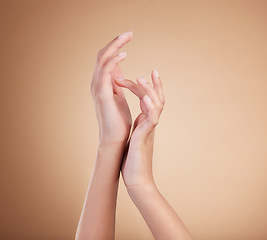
[99,127,131,145]
[98,138,127,150]
[126,180,158,199]
[96,140,126,167]
[125,175,156,191]
[130,129,155,148]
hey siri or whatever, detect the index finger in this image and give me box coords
[97,31,133,66]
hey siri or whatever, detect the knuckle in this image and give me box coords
[90,90,95,99]
[90,90,96,101]
[97,50,106,65]
[97,51,102,62]
[90,80,95,94]
[157,102,164,111]
[149,102,156,110]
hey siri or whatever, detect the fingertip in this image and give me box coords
[126,31,133,39]
[118,31,133,49]
[118,31,133,39]
[114,77,125,85]
[153,69,160,78]
[137,76,147,85]
[117,31,133,44]
[114,77,124,80]
[152,69,162,88]
[118,52,127,57]
[152,70,160,83]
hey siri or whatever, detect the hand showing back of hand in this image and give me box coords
[90,31,133,144]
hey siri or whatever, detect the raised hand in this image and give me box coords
[76,32,194,240]
[115,70,165,187]
[91,31,133,144]
[75,32,134,240]
[115,73,194,240]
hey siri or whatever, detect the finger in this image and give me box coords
[97,31,133,67]
[111,65,125,97]
[151,69,165,104]
[112,78,125,97]
[141,95,159,133]
[114,78,146,99]
[96,52,128,98]
[137,76,163,109]
[133,113,146,131]
[102,52,128,76]
[102,31,132,53]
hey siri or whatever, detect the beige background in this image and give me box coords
[1,1,267,239]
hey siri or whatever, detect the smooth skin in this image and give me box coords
[75,31,194,240]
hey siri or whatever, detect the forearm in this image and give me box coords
[127,183,194,240]
[75,141,126,240]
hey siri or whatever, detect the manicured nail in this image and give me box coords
[143,95,152,103]
[126,31,133,35]
[153,69,160,77]
[138,76,147,83]
[115,77,124,81]
[118,32,127,39]
[118,52,127,56]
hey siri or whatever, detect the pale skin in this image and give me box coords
[75,31,194,240]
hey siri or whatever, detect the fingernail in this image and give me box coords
[115,77,124,81]
[126,31,133,35]
[118,52,127,56]
[154,69,160,77]
[118,32,127,39]
[143,95,152,103]
[138,76,147,83]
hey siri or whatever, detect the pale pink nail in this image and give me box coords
[138,76,147,83]
[118,32,126,39]
[115,77,124,81]
[126,31,133,35]
[154,69,160,77]
[118,52,127,56]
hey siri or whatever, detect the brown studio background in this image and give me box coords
[1,0,267,239]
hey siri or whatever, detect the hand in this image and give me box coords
[91,31,133,144]
[115,70,165,187]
